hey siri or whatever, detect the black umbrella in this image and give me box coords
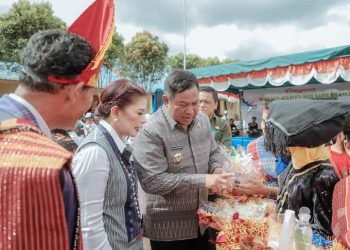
[264,99,350,155]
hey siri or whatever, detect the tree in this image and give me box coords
[202,57,221,67]
[123,31,168,91]
[221,58,240,64]
[168,53,205,70]
[168,53,239,70]
[104,31,125,70]
[202,57,240,66]
[0,0,66,63]
[97,31,125,88]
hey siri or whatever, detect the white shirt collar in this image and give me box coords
[9,93,51,138]
[99,120,126,153]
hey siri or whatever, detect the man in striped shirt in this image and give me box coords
[133,70,232,250]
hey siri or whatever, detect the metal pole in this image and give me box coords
[183,0,187,70]
[239,89,243,134]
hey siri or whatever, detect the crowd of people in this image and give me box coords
[1,1,350,250]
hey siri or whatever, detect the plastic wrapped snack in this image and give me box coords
[198,199,234,232]
[198,196,275,232]
[220,145,265,187]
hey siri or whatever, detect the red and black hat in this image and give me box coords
[48,0,115,87]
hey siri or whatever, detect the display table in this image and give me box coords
[198,193,347,250]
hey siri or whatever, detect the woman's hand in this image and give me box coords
[234,179,278,197]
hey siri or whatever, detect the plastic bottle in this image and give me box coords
[294,207,312,250]
[279,209,295,250]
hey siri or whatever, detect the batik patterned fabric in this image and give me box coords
[52,128,78,153]
[332,176,350,247]
[0,119,82,250]
[133,107,223,241]
[0,94,39,128]
[247,136,278,186]
[328,145,350,179]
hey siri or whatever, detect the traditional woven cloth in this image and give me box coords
[0,119,82,250]
[332,176,350,247]
[247,136,276,176]
[247,136,278,186]
[52,128,78,153]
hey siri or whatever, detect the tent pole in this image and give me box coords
[239,89,243,132]
[183,0,187,70]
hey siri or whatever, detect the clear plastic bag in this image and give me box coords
[200,199,235,222]
[199,197,275,223]
[219,145,265,187]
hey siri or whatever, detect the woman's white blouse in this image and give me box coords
[72,120,126,250]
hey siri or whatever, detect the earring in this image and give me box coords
[114,118,119,122]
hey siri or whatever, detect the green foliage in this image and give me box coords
[221,58,240,64]
[0,0,66,63]
[202,56,221,67]
[168,53,204,70]
[97,31,125,88]
[169,53,239,70]
[104,31,125,70]
[123,31,168,91]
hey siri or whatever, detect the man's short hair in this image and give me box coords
[19,29,95,93]
[199,86,218,102]
[164,70,199,99]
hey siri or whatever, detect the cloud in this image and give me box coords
[327,2,350,24]
[50,0,95,25]
[117,0,183,33]
[230,22,350,61]
[0,3,11,14]
[118,0,348,34]
[192,0,348,29]
[2,0,350,62]
[157,17,350,61]
[0,0,96,25]
[225,41,277,62]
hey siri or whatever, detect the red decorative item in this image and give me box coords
[232,212,240,220]
[48,0,115,87]
[215,234,227,244]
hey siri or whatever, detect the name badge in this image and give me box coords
[173,153,183,164]
[171,146,183,150]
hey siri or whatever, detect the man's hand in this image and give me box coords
[212,168,224,174]
[205,172,233,192]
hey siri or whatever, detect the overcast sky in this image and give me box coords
[1,0,350,61]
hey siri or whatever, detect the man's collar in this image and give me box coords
[162,106,177,129]
[162,106,198,130]
[9,93,51,138]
